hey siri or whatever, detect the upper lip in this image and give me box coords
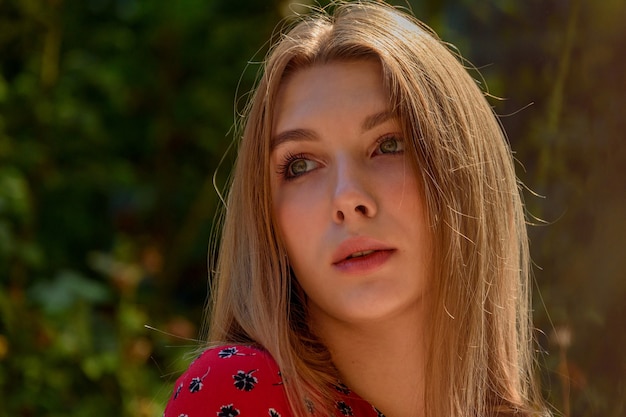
[331,236,395,264]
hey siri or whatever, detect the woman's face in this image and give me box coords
[270,60,432,327]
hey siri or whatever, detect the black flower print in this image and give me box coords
[188,367,211,393]
[305,399,315,414]
[174,383,183,399]
[189,377,203,393]
[269,408,281,417]
[333,381,351,395]
[336,401,354,416]
[273,371,284,386]
[218,346,256,359]
[218,347,241,358]
[217,404,240,417]
[233,369,258,391]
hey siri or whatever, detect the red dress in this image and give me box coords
[163,345,385,417]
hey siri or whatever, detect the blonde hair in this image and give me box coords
[207,1,548,416]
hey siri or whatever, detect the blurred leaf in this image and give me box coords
[29,270,111,315]
[82,351,118,380]
[0,166,31,223]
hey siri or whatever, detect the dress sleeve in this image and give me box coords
[163,345,292,417]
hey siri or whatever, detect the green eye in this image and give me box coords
[378,137,404,154]
[288,159,316,177]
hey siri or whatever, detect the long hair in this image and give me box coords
[207,1,547,416]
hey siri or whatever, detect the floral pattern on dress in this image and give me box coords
[217,404,239,417]
[334,382,351,395]
[218,347,251,359]
[188,367,210,393]
[174,383,183,399]
[336,400,354,416]
[163,345,384,417]
[233,369,258,391]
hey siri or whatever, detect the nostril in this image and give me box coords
[355,205,367,215]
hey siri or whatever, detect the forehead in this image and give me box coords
[272,60,391,134]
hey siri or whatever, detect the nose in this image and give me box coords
[332,159,378,224]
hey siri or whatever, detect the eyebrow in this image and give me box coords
[361,110,395,132]
[270,128,317,151]
[270,110,395,150]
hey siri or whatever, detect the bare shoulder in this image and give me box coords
[164,345,292,417]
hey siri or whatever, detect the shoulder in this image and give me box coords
[164,345,292,417]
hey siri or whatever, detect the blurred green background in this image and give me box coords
[0,0,624,416]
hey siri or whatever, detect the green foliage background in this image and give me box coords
[0,0,624,416]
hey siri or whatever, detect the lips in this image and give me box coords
[331,236,395,271]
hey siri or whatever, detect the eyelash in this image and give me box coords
[275,152,311,180]
[275,134,405,181]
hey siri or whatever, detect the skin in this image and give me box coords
[270,60,431,416]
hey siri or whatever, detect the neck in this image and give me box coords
[312,305,426,417]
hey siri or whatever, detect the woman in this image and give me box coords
[164,1,549,416]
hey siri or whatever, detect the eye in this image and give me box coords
[276,153,319,179]
[375,135,405,155]
[288,158,316,177]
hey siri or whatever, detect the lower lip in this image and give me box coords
[332,250,395,274]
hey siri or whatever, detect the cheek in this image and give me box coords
[272,182,326,261]
[381,168,431,252]
[376,164,423,212]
